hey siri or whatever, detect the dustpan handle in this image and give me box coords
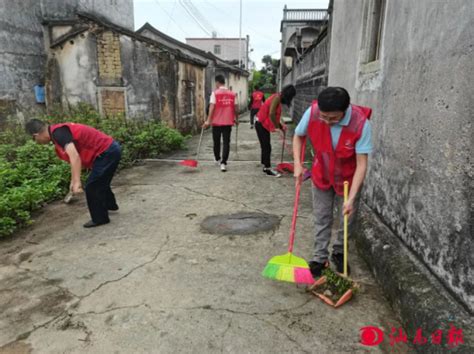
[288,138,306,253]
[280,130,285,164]
[343,181,349,277]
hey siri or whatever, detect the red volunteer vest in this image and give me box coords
[211,88,236,126]
[251,90,264,109]
[256,93,281,132]
[308,100,372,195]
[50,123,113,169]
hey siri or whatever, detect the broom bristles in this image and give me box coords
[179,160,198,168]
[262,263,314,284]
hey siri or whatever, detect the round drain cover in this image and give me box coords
[201,212,280,235]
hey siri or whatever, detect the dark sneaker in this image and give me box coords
[250,125,254,129]
[108,205,119,211]
[83,220,109,228]
[331,253,351,275]
[309,261,328,278]
[263,168,281,177]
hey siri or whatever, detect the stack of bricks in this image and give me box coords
[97,31,122,83]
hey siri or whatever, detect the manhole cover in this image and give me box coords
[201,212,280,235]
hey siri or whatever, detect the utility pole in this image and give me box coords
[238,0,242,69]
[245,35,249,70]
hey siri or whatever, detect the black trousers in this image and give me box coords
[85,141,121,224]
[255,121,271,168]
[212,125,232,164]
[250,109,259,126]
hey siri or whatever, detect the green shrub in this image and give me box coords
[0,104,185,237]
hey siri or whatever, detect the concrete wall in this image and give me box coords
[329,0,473,311]
[119,35,160,119]
[0,0,46,124]
[41,0,134,29]
[50,32,98,110]
[227,72,249,113]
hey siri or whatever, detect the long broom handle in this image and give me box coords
[343,181,349,277]
[195,126,205,161]
[280,130,285,164]
[288,138,306,253]
[235,123,238,154]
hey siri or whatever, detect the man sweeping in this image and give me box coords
[26,119,121,228]
[203,75,238,172]
[255,84,296,177]
[292,87,373,277]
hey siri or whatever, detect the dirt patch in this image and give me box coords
[0,341,32,354]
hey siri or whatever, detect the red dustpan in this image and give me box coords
[179,126,204,168]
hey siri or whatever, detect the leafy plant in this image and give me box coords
[322,267,354,296]
[0,104,185,237]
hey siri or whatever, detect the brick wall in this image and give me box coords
[97,31,122,85]
[99,89,125,116]
[96,31,125,116]
[293,74,328,122]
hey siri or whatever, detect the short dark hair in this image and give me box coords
[25,119,46,135]
[280,85,296,106]
[254,85,260,91]
[317,87,350,112]
[215,75,225,84]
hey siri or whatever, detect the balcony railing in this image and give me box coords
[283,8,328,22]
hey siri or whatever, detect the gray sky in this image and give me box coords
[134,0,329,70]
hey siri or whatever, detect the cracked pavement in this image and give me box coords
[0,113,406,353]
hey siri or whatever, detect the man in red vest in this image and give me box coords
[248,85,265,129]
[26,119,121,228]
[255,84,296,177]
[292,87,373,277]
[203,75,238,172]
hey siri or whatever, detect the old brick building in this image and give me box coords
[0,0,134,127]
[45,12,209,133]
[0,0,249,133]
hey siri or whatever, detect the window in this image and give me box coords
[214,45,221,55]
[362,0,386,63]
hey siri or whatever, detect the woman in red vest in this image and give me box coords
[292,87,373,277]
[255,84,296,177]
[203,75,238,172]
[26,119,121,228]
[247,85,265,129]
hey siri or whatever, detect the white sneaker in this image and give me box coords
[220,163,227,172]
[263,168,281,177]
[215,158,220,166]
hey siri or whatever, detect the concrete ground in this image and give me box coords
[0,113,408,353]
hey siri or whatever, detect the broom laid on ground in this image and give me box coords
[262,139,314,284]
[179,126,204,168]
